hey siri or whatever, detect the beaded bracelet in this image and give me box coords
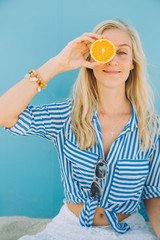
[25,69,47,92]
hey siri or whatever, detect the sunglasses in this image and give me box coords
[90,158,108,202]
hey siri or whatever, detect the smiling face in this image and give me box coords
[93,28,134,88]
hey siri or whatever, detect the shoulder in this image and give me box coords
[53,97,73,109]
[154,113,160,136]
[151,112,160,149]
[28,97,73,112]
[53,97,73,115]
[47,97,73,118]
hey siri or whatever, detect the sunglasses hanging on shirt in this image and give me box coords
[89,158,108,202]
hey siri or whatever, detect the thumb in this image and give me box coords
[82,61,101,69]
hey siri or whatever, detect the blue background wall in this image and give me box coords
[0,0,160,219]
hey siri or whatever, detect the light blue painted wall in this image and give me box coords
[0,0,160,218]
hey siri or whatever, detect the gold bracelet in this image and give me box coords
[25,69,47,92]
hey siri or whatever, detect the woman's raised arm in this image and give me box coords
[0,57,63,128]
[0,33,101,128]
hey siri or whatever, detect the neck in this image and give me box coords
[97,85,131,117]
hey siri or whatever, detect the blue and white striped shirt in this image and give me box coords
[5,97,160,234]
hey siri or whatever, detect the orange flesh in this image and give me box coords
[90,39,115,63]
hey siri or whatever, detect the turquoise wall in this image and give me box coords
[0,0,160,219]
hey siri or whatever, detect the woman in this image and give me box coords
[0,19,160,239]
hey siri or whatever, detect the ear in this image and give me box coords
[130,63,134,70]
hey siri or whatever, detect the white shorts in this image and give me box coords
[18,203,158,240]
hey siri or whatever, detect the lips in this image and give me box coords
[103,70,120,74]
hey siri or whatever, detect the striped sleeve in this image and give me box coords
[142,135,160,199]
[5,98,72,141]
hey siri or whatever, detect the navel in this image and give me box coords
[100,213,104,218]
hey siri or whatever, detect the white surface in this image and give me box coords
[0,212,157,240]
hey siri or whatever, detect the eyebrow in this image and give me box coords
[118,44,131,49]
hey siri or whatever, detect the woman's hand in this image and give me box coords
[56,32,102,71]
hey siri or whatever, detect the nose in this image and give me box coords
[106,55,118,66]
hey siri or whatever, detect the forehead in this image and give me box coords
[102,28,132,48]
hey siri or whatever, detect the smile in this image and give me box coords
[102,70,121,74]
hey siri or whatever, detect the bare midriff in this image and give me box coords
[66,202,130,226]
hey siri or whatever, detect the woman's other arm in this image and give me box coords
[144,197,160,239]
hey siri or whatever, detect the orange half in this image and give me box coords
[90,39,116,63]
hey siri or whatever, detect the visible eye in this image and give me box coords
[117,51,127,55]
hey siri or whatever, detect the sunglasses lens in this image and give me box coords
[95,161,108,178]
[90,181,101,200]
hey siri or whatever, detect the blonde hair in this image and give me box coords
[70,19,160,152]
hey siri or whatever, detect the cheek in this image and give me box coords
[121,65,132,80]
[121,59,133,72]
[93,66,102,78]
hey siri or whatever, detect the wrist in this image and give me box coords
[36,56,64,84]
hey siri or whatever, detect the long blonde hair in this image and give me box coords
[70,19,160,152]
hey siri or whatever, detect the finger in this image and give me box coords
[82,60,101,69]
[87,42,94,49]
[82,33,110,44]
[101,35,109,40]
[75,36,96,44]
[82,32,102,39]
